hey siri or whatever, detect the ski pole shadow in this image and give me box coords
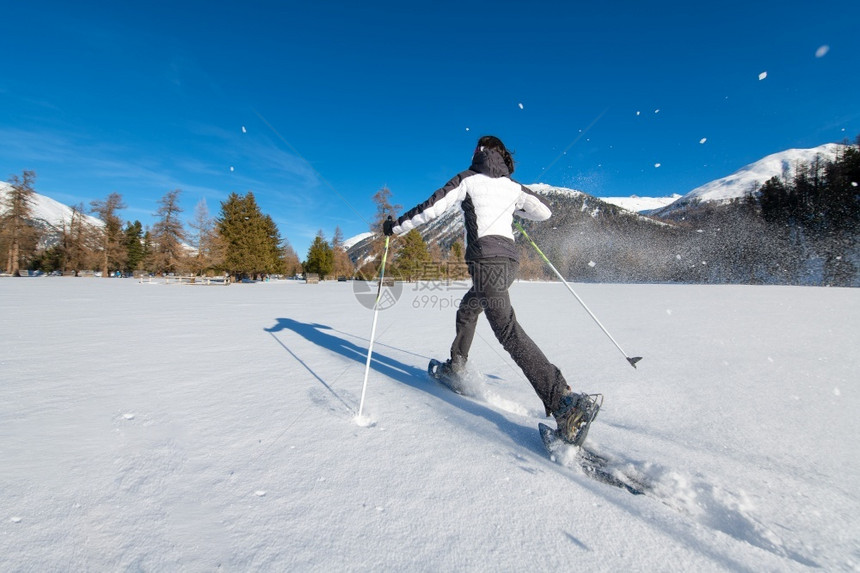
[264,327,353,413]
[265,318,427,391]
[264,318,540,449]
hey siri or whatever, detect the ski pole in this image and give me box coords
[515,221,642,369]
[357,231,392,419]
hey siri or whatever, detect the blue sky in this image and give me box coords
[2,0,858,256]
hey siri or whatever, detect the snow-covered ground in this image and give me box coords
[1,278,857,571]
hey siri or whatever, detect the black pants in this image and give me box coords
[450,257,569,414]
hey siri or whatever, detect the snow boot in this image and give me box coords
[428,357,467,394]
[553,391,602,446]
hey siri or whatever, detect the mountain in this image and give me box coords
[650,143,845,219]
[347,183,680,282]
[0,181,103,247]
[347,142,857,286]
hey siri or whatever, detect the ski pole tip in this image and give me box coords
[627,356,643,369]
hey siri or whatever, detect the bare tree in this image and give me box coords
[90,192,127,277]
[187,198,224,275]
[370,186,401,232]
[331,226,354,278]
[1,170,39,275]
[282,239,302,277]
[60,203,98,274]
[149,189,187,274]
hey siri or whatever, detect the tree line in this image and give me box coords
[11,140,853,285]
[0,172,347,280]
[0,173,467,282]
[756,138,859,236]
[749,137,860,285]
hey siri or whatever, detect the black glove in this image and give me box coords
[382,216,395,236]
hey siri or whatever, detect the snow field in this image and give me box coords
[0,278,857,571]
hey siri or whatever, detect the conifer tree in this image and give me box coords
[217,191,284,279]
[124,221,145,274]
[142,229,153,273]
[304,230,334,279]
[758,176,789,224]
[261,214,285,276]
[393,229,432,281]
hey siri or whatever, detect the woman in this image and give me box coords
[383,136,599,444]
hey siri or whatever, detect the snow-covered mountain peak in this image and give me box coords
[680,143,843,205]
[0,181,103,229]
[526,183,586,198]
[342,232,373,250]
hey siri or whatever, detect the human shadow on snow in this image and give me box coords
[264,318,540,451]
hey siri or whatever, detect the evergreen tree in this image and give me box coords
[304,231,334,279]
[261,214,286,276]
[758,176,789,224]
[749,136,860,286]
[124,221,145,274]
[33,244,63,273]
[823,142,860,233]
[1,170,39,275]
[217,191,284,279]
[90,192,127,277]
[393,229,432,281]
[142,229,154,273]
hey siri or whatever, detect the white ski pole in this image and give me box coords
[515,222,642,369]
[357,232,392,418]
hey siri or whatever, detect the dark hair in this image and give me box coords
[475,135,515,174]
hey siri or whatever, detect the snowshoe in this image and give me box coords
[428,358,467,394]
[552,392,603,446]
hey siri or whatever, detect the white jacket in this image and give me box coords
[393,148,551,261]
